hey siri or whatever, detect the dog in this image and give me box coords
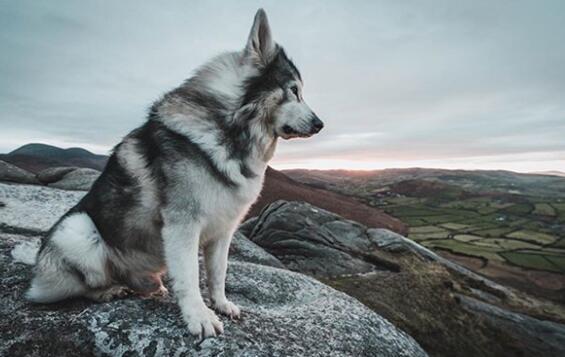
[26,9,323,338]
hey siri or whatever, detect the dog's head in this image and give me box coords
[242,9,324,140]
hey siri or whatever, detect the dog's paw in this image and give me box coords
[213,299,241,319]
[184,305,224,339]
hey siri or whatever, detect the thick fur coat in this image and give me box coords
[27,9,323,338]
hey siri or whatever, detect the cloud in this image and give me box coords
[0,0,564,172]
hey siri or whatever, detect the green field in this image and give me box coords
[506,230,556,245]
[373,193,565,273]
[533,203,556,216]
[289,169,565,275]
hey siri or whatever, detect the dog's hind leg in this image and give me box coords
[125,273,168,297]
[26,250,88,303]
[27,213,110,303]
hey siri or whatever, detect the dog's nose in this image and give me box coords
[310,115,324,133]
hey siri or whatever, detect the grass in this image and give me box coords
[439,223,469,230]
[545,256,565,272]
[362,181,565,275]
[386,196,422,205]
[453,234,482,242]
[471,227,516,237]
[551,203,565,212]
[533,203,556,216]
[500,251,563,273]
[408,226,450,240]
[423,239,504,262]
[421,215,463,224]
[551,239,565,248]
[402,217,428,226]
[503,203,533,215]
[409,225,447,234]
[506,230,557,245]
[472,238,541,250]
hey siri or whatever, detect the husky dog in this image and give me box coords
[26,9,323,338]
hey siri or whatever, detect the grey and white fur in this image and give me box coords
[26,9,323,338]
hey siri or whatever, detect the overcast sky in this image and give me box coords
[1,1,564,172]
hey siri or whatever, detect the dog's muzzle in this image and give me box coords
[309,114,324,134]
[281,114,324,139]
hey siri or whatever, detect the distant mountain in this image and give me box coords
[284,167,565,198]
[0,143,108,173]
[532,170,565,177]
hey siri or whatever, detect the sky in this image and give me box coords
[1,0,564,173]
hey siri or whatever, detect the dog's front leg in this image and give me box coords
[204,235,241,319]
[162,218,223,338]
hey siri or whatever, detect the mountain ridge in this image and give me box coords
[1,143,107,172]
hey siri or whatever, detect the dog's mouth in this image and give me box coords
[280,125,317,140]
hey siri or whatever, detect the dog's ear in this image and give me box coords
[245,9,276,66]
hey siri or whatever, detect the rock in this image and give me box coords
[457,294,565,355]
[0,160,38,185]
[36,167,78,185]
[247,200,400,277]
[0,235,426,357]
[0,183,427,356]
[0,182,84,232]
[237,216,258,237]
[47,168,100,191]
[230,231,286,269]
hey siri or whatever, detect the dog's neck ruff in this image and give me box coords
[154,52,277,187]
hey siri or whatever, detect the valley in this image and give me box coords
[285,168,565,302]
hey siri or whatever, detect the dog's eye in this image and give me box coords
[290,85,299,98]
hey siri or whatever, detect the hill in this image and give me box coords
[532,170,565,177]
[0,143,107,172]
[249,167,407,234]
[284,168,565,198]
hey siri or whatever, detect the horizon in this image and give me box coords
[3,141,565,176]
[1,1,564,173]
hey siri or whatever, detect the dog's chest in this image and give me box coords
[203,173,264,218]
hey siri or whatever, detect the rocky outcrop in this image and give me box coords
[229,231,286,269]
[0,160,38,185]
[244,200,565,357]
[457,294,565,355]
[247,200,513,297]
[1,163,100,192]
[46,168,100,191]
[0,182,84,232]
[0,183,426,356]
[247,201,401,277]
[36,166,78,184]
